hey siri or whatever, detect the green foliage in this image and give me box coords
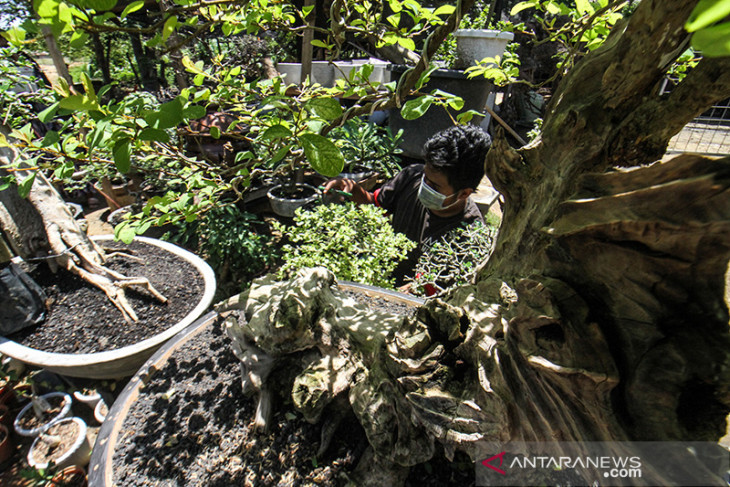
[409,221,497,296]
[164,204,278,294]
[274,202,416,289]
[328,117,403,178]
[465,42,521,86]
[509,0,625,81]
[685,0,730,58]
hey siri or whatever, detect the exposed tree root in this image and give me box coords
[0,144,167,323]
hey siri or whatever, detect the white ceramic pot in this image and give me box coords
[454,29,514,69]
[28,416,92,470]
[14,392,73,437]
[94,398,108,424]
[74,390,102,409]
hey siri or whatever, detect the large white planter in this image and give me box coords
[454,29,514,69]
[0,236,217,379]
[276,59,389,87]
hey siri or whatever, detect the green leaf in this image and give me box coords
[310,40,330,48]
[261,124,293,139]
[41,130,60,147]
[38,102,60,123]
[299,133,344,177]
[17,172,36,199]
[686,0,730,32]
[510,0,537,15]
[58,95,100,112]
[145,98,184,129]
[396,37,416,51]
[305,98,343,120]
[80,72,96,100]
[53,160,75,180]
[210,126,220,139]
[113,138,132,173]
[139,127,170,143]
[401,95,434,120]
[69,30,88,49]
[183,105,206,119]
[433,5,455,16]
[575,0,593,15]
[114,221,135,244]
[691,22,730,57]
[1,27,26,47]
[162,15,178,42]
[121,0,144,18]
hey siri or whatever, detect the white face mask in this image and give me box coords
[417,176,460,211]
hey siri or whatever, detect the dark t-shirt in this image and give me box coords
[374,164,484,283]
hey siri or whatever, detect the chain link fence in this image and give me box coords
[664,80,730,156]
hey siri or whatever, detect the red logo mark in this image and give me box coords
[481,451,507,475]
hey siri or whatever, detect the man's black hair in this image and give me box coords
[422,125,491,191]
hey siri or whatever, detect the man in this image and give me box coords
[324,124,492,285]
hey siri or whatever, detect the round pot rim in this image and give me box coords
[267,182,320,202]
[90,282,422,486]
[28,416,88,469]
[454,29,515,40]
[94,399,108,424]
[0,236,216,378]
[14,392,73,437]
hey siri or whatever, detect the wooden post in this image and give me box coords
[301,0,315,83]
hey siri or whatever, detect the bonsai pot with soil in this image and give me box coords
[27,416,92,470]
[0,236,216,379]
[267,183,321,218]
[14,392,73,438]
[88,280,434,486]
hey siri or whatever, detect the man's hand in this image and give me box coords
[323,178,375,205]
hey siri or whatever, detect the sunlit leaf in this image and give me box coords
[690,22,730,57]
[17,172,36,199]
[299,133,344,177]
[401,95,434,120]
[686,0,730,32]
[306,97,343,120]
[121,0,144,18]
[113,137,132,173]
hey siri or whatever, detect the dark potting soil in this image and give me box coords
[9,240,204,354]
[270,185,317,200]
[112,291,475,486]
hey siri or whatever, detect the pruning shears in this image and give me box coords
[318,185,352,199]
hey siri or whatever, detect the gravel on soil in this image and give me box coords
[111,291,476,486]
[9,239,204,354]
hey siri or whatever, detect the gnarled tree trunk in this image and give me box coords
[224,0,730,485]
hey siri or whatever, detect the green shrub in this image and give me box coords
[274,202,416,289]
[328,117,403,179]
[164,204,278,295]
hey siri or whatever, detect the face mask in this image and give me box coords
[417,176,460,211]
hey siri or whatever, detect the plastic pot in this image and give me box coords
[0,423,13,464]
[14,392,73,437]
[267,183,320,218]
[28,416,92,470]
[47,465,88,487]
[73,390,102,410]
[93,399,108,424]
[453,29,514,69]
